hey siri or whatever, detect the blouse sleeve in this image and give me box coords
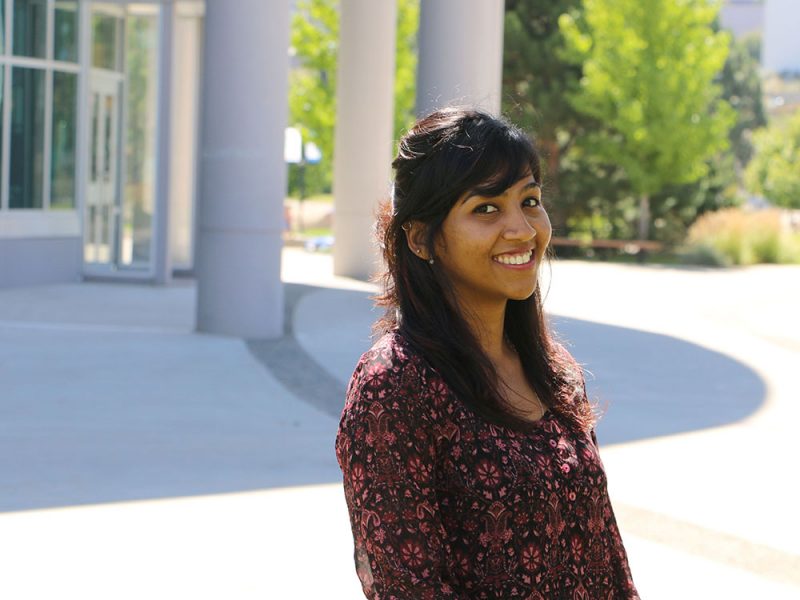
[335,349,466,600]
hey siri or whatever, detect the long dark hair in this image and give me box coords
[374,107,595,433]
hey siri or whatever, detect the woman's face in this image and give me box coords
[434,173,551,313]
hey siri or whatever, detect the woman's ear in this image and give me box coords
[403,221,431,261]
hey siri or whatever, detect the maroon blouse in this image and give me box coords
[336,332,639,599]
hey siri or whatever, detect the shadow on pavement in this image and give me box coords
[552,316,766,444]
[0,284,765,513]
[254,284,766,445]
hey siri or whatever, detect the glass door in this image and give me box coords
[83,3,160,279]
[84,71,122,265]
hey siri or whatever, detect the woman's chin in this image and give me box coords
[507,284,538,302]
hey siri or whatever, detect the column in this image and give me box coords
[195,1,290,338]
[416,0,505,116]
[169,6,203,272]
[332,0,397,279]
[154,0,175,284]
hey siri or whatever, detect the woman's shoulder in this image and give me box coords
[348,330,419,387]
[337,331,446,457]
[344,331,432,411]
[551,340,584,378]
[550,339,590,406]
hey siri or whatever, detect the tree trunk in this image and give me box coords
[637,194,650,263]
[541,139,564,235]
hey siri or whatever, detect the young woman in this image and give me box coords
[336,108,639,599]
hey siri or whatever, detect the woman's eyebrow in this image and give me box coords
[462,181,540,204]
[522,182,541,192]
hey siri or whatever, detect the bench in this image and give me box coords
[550,236,664,255]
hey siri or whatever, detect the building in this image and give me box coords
[719,0,800,75]
[720,0,764,39]
[1,0,204,288]
[1,0,505,338]
[762,0,800,75]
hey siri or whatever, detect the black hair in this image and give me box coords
[374,107,594,433]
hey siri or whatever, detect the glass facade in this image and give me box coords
[10,67,45,209]
[51,71,78,209]
[0,68,3,192]
[13,0,47,58]
[92,13,121,70]
[121,13,159,266]
[3,1,81,212]
[85,68,121,265]
[54,1,79,63]
[1,1,200,282]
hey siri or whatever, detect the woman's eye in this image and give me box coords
[474,204,499,214]
[523,196,541,208]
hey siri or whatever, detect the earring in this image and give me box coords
[428,258,435,265]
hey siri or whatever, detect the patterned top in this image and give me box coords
[336,331,639,600]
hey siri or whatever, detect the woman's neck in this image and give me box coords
[459,299,510,365]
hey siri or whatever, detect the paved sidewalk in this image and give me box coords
[0,248,798,599]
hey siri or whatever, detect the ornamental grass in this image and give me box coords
[680,207,800,266]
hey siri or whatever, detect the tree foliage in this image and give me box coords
[559,0,735,239]
[287,0,419,197]
[746,110,800,208]
[502,0,586,235]
[718,33,767,166]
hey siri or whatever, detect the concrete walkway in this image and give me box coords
[0,247,798,599]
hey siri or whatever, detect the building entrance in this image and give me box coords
[84,71,123,266]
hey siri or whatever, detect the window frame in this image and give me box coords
[0,0,81,212]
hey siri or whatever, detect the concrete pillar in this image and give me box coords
[332,0,397,279]
[195,1,290,338]
[416,0,505,116]
[154,1,175,285]
[169,7,203,272]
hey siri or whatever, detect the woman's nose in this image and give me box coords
[502,208,536,241]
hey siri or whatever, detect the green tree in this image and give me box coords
[288,0,419,198]
[288,0,339,197]
[502,0,586,235]
[645,33,767,245]
[559,0,735,241]
[393,0,420,140]
[718,33,767,167]
[746,110,800,208]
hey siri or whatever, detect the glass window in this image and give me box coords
[13,0,47,58]
[10,67,45,209]
[54,1,79,62]
[122,14,159,266]
[92,13,121,70]
[1,0,5,55]
[103,94,113,182]
[0,67,4,205]
[51,71,78,209]
[91,93,99,182]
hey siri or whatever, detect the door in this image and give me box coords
[84,72,122,266]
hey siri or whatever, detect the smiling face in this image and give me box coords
[433,174,552,314]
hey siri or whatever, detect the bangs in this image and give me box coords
[458,124,540,201]
[390,109,542,223]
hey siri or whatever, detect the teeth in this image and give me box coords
[494,251,532,265]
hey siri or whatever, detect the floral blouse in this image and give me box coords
[336,332,639,599]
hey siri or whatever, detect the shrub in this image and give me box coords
[681,207,800,266]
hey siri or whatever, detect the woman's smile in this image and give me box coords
[492,248,535,267]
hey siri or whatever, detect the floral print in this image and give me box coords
[336,332,640,599]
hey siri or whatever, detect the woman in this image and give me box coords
[336,108,639,599]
